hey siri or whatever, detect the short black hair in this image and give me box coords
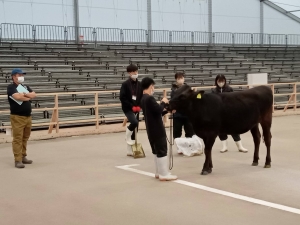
[127,64,138,73]
[215,74,227,86]
[141,77,155,90]
[175,72,185,80]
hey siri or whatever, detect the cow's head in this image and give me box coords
[168,84,204,114]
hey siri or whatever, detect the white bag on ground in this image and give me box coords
[174,135,204,157]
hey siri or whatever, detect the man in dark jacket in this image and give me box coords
[212,74,248,153]
[171,73,194,144]
[141,77,177,181]
[119,64,143,156]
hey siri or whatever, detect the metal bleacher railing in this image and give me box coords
[1,23,300,46]
[0,83,299,134]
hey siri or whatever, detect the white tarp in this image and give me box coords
[175,135,204,157]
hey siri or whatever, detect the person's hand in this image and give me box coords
[161,97,169,104]
[172,110,176,114]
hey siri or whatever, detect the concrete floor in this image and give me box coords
[0,115,300,225]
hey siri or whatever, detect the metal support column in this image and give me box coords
[147,0,152,45]
[208,0,213,45]
[74,0,80,44]
[260,0,264,45]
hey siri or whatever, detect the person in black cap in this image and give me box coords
[7,68,36,168]
[119,64,143,156]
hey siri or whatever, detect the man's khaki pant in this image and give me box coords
[10,115,32,162]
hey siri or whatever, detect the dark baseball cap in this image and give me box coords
[11,68,26,76]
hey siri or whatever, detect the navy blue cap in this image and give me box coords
[11,68,26,76]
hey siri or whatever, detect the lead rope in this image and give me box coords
[165,113,174,170]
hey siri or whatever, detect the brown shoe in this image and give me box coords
[15,161,25,169]
[22,157,33,164]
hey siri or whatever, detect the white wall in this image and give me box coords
[0,0,73,26]
[212,0,260,33]
[151,0,208,32]
[78,0,147,29]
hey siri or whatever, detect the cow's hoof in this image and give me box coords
[264,164,271,168]
[201,171,209,175]
[252,162,258,166]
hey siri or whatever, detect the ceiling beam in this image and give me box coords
[261,0,300,24]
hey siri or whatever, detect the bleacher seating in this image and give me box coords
[1,42,300,131]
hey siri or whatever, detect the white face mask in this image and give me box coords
[17,76,24,83]
[218,82,225,88]
[177,78,184,85]
[131,74,138,79]
[151,86,155,95]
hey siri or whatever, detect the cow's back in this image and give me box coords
[218,86,272,134]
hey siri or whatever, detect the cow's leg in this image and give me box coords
[250,124,261,166]
[261,114,272,168]
[201,136,216,175]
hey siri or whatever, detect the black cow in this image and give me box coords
[168,85,273,175]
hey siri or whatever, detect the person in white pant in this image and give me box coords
[212,74,248,153]
[140,77,177,181]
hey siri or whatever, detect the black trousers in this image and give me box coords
[125,111,139,140]
[173,117,194,139]
[150,137,168,158]
[219,134,241,142]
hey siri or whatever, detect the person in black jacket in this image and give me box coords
[212,74,248,153]
[119,64,143,156]
[141,77,177,181]
[171,73,194,150]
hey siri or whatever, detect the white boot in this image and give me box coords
[157,156,177,181]
[154,156,159,179]
[235,140,248,153]
[220,140,228,153]
[125,128,135,145]
[127,144,133,157]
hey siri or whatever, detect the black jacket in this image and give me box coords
[119,78,143,113]
[212,77,233,93]
[141,94,167,142]
[171,83,187,118]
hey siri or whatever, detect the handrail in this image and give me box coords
[1,23,300,46]
[0,82,299,133]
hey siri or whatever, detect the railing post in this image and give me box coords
[55,94,59,133]
[212,32,215,46]
[120,29,124,45]
[0,25,2,45]
[64,26,68,45]
[269,34,271,47]
[191,31,195,45]
[293,83,297,111]
[32,25,36,43]
[251,34,254,47]
[169,31,172,46]
[146,30,150,46]
[232,33,235,46]
[271,84,275,113]
[285,34,288,47]
[95,92,99,129]
[93,27,97,48]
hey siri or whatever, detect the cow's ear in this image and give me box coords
[194,90,205,99]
